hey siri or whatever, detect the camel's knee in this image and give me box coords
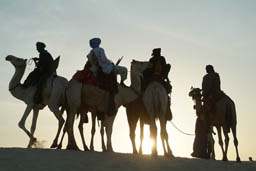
[18,121,25,129]
[218,140,223,146]
[130,132,135,139]
[91,127,96,135]
[234,138,238,146]
[78,123,83,132]
[225,137,230,144]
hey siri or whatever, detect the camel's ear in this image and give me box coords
[24,59,27,62]
[190,86,193,90]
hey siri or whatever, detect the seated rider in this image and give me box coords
[142,48,171,90]
[23,42,54,104]
[202,65,222,112]
[142,48,172,120]
[88,38,128,87]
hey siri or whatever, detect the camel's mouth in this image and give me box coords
[5,55,12,61]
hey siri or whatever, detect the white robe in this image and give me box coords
[91,47,127,81]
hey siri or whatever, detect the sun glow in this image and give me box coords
[135,123,165,155]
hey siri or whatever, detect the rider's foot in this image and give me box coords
[120,81,129,88]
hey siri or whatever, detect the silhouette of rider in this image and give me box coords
[88,38,128,87]
[202,65,221,112]
[142,48,172,120]
[23,42,54,104]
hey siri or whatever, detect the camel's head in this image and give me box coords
[189,87,202,100]
[5,55,27,67]
[131,59,152,74]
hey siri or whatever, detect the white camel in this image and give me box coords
[5,55,68,148]
[64,80,141,151]
[130,60,173,157]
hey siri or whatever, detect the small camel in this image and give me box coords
[5,55,68,148]
[189,87,240,162]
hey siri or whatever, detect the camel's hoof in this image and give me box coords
[133,150,138,154]
[84,147,90,151]
[236,157,241,163]
[222,157,228,161]
[66,144,80,151]
[50,142,58,148]
[57,144,62,149]
[152,152,158,157]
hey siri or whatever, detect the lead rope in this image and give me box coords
[170,121,195,136]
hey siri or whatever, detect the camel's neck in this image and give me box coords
[130,70,141,94]
[195,98,205,119]
[9,65,27,100]
[115,84,139,108]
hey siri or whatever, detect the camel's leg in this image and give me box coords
[66,109,80,151]
[150,119,158,156]
[159,117,173,157]
[222,126,230,161]
[208,131,215,160]
[90,113,96,151]
[57,120,67,149]
[231,125,241,162]
[50,111,65,148]
[216,126,225,160]
[28,109,39,148]
[139,120,144,154]
[128,117,138,154]
[100,122,106,152]
[18,105,34,146]
[106,116,115,152]
[78,113,89,151]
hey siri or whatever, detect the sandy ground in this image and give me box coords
[0,148,255,171]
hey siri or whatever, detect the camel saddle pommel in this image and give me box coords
[51,56,60,73]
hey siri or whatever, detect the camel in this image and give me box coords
[5,55,68,148]
[189,87,240,162]
[129,60,173,157]
[64,79,143,151]
[63,54,152,152]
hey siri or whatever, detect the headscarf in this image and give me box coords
[89,38,101,49]
[36,42,46,49]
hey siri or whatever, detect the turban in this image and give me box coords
[152,48,161,56]
[89,38,101,48]
[36,42,46,49]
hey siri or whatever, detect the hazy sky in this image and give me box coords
[1,0,256,161]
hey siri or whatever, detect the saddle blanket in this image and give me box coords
[72,69,98,86]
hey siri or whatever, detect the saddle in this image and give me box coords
[142,74,172,94]
[97,69,118,118]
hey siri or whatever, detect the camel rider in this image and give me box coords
[88,38,128,87]
[143,48,172,120]
[23,42,54,104]
[202,65,221,112]
[142,48,171,91]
